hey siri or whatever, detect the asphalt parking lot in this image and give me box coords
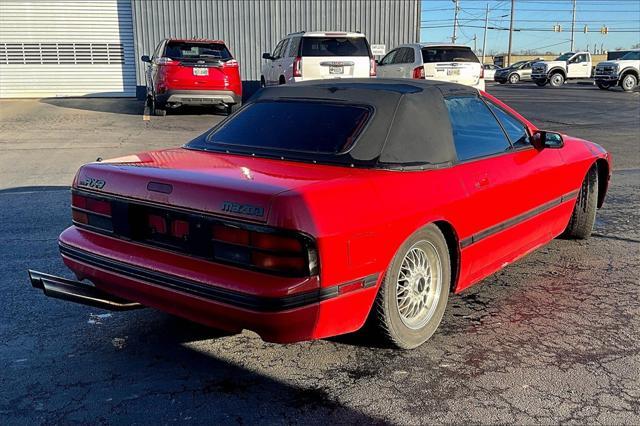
[1,83,639,424]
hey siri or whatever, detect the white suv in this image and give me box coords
[377,43,484,90]
[260,31,375,86]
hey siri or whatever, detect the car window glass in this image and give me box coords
[380,49,397,65]
[164,41,232,61]
[288,37,301,57]
[404,48,415,63]
[422,47,479,63]
[486,102,530,147]
[272,40,286,58]
[207,101,371,154]
[153,41,164,59]
[300,37,369,57]
[393,48,407,64]
[523,62,531,69]
[445,97,512,161]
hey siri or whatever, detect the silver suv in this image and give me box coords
[377,43,484,90]
[493,59,541,84]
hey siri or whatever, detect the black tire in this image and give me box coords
[260,76,266,88]
[597,82,612,90]
[226,103,241,115]
[498,81,507,84]
[372,224,450,349]
[150,96,166,116]
[535,80,547,87]
[563,165,598,239]
[549,72,565,87]
[279,76,286,85]
[621,74,638,92]
[509,73,520,84]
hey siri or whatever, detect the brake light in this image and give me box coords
[293,56,302,77]
[211,222,317,276]
[251,252,306,273]
[412,66,425,79]
[148,214,167,235]
[71,192,113,232]
[370,57,377,77]
[223,59,239,68]
[72,210,88,225]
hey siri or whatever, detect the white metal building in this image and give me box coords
[0,0,136,97]
[0,0,419,99]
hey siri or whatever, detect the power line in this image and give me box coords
[422,7,639,12]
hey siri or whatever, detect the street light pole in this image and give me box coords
[452,0,459,43]
[570,0,577,51]
[481,3,489,64]
[507,0,515,67]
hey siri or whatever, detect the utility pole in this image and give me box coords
[570,0,577,51]
[473,34,477,52]
[507,0,515,67]
[481,3,489,64]
[452,0,459,43]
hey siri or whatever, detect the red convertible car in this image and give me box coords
[29,79,611,349]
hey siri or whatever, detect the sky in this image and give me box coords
[420,0,640,56]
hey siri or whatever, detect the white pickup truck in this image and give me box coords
[531,51,592,87]
[593,49,639,92]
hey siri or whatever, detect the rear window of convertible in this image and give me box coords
[205,100,371,154]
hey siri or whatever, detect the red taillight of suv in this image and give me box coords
[293,56,302,77]
[370,57,377,77]
[412,66,425,79]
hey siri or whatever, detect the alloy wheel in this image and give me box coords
[396,241,442,330]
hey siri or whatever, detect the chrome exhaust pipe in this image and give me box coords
[28,270,142,311]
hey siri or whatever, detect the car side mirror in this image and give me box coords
[262,52,273,60]
[141,55,151,63]
[532,131,563,150]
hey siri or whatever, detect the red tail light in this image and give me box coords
[412,66,425,79]
[251,233,302,252]
[148,214,167,235]
[293,56,302,78]
[72,210,88,225]
[370,57,377,77]
[213,224,250,245]
[212,222,317,276]
[71,192,113,232]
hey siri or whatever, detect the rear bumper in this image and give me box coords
[55,227,380,343]
[158,89,241,106]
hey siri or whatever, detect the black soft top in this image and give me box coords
[187,79,478,169]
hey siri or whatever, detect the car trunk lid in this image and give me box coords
[75,148,355,223]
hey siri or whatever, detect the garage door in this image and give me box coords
[0,0,136,98]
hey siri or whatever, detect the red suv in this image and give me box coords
[141,39,242,115]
